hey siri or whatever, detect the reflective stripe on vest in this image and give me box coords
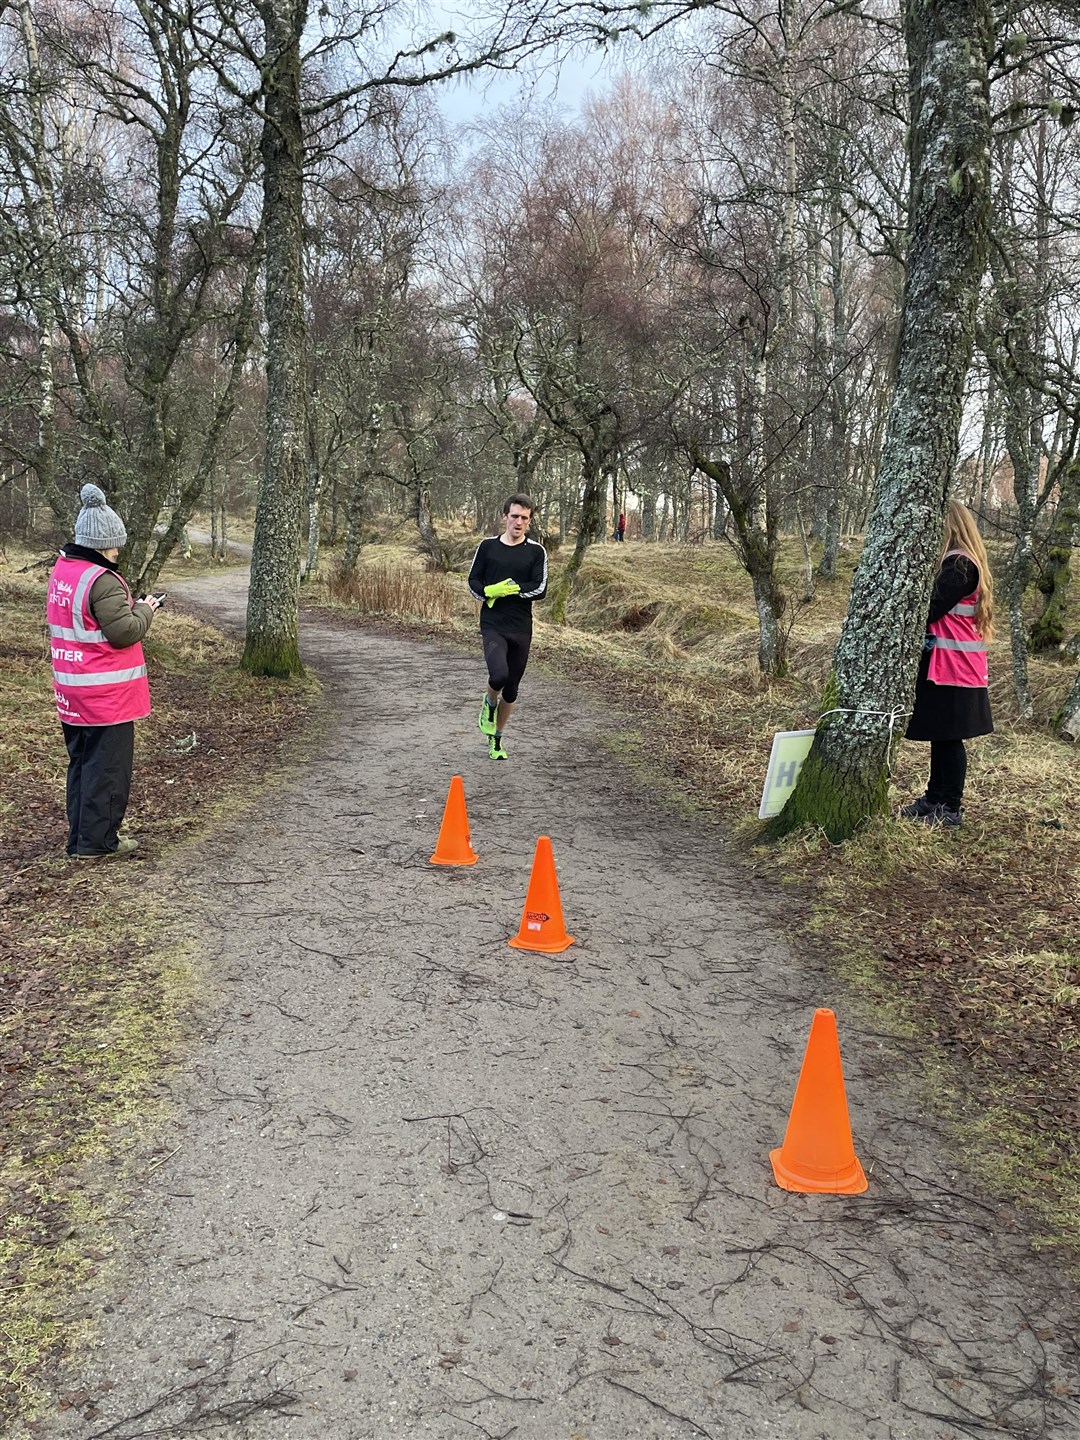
[49,621,106,643]
[73,565,105,639]
[927,636,986,653]
[53,664,149,686]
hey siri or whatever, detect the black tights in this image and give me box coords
[482,630,531,704]
[926,739,967,811]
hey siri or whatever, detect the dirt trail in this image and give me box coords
[38,569,1079,1440]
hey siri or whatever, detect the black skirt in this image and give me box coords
[905,650,993,742]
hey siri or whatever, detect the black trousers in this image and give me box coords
[926,738,967,811]
[482,630,532,704]
[62,721,134,856]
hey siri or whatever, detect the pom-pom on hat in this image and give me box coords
[74,484,127,551]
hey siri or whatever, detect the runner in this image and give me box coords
[467,494,548,760]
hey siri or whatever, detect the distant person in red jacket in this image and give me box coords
[616,512,626,542]
[900,500,994,829]
[46,485,163,858]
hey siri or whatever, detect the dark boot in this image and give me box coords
[918,804,964,829]
[899,795,935,819]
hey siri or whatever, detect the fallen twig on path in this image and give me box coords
[603,1376,716,1438]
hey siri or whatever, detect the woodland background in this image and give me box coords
[2,2,1078,728]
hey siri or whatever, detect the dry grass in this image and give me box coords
[302,530,1080,1255]
[185,507,257,547]
[324,557,455,621]
[561,542,1080,1251]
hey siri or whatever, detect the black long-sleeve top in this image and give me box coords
[467,536,548,634]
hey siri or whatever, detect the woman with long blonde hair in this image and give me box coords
[901,499,994,828]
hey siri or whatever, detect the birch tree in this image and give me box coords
[229,2,679,676]
[1031,456,1080,652]
[498,90,684,620]
[304,96,436,577]
[447,157,560,530]
[0,2,67,526]
[771,0,995,841]
[0,0,262,584]
[1059,666,1080,741]
[670,8,805,675]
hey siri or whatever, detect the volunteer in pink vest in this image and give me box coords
[46,485,163,859]
[901,500,995,829]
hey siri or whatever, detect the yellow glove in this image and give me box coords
[484,579,521,607]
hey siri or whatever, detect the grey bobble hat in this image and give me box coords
[74,484,127,550]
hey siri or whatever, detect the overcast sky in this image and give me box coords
[403,2,633,132]
[433,44,617,130]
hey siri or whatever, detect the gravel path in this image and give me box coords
[37,569,1080,1440]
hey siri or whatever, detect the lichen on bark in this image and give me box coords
[769,0,995,841]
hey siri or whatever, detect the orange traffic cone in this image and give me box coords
[509,836,575,953]
[770,1008,867,1194]
[429,776,478,867]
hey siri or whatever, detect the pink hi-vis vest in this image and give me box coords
[46,553,151,726]
[927,549,988,689]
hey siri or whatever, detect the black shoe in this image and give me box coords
[899,795,935,819]
[918,804,963,829]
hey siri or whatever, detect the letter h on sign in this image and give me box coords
[758,730,816,819]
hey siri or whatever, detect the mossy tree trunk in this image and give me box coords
[690,448,787,676]
[989,268,1041,718]
[985,112,1060,709]
[1058,666,1080,741]
[548,445,606,623]
[770,0,994,842]
[414,481,450,571]
[243,0,308,678]
[641,491,657,540]
[303,381,323,580]
[1030,459,1079,652]
[339,469,367,577]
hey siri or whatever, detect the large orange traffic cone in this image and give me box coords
[509,836,574,953]
[770,1008,867,1194]
[429,775,478,867]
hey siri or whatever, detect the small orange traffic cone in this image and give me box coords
[429,775,478,867]
[509,835,575,953]
[770,1008,867,1194]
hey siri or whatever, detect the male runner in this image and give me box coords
[467,494,548,759]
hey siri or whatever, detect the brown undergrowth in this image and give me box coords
[307,536,1080,1256]
[0,559,321,1423]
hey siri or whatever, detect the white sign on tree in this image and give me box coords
[758,730,816,819]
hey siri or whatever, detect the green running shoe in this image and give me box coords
[478,696,498,735]
[488,734,508,760]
